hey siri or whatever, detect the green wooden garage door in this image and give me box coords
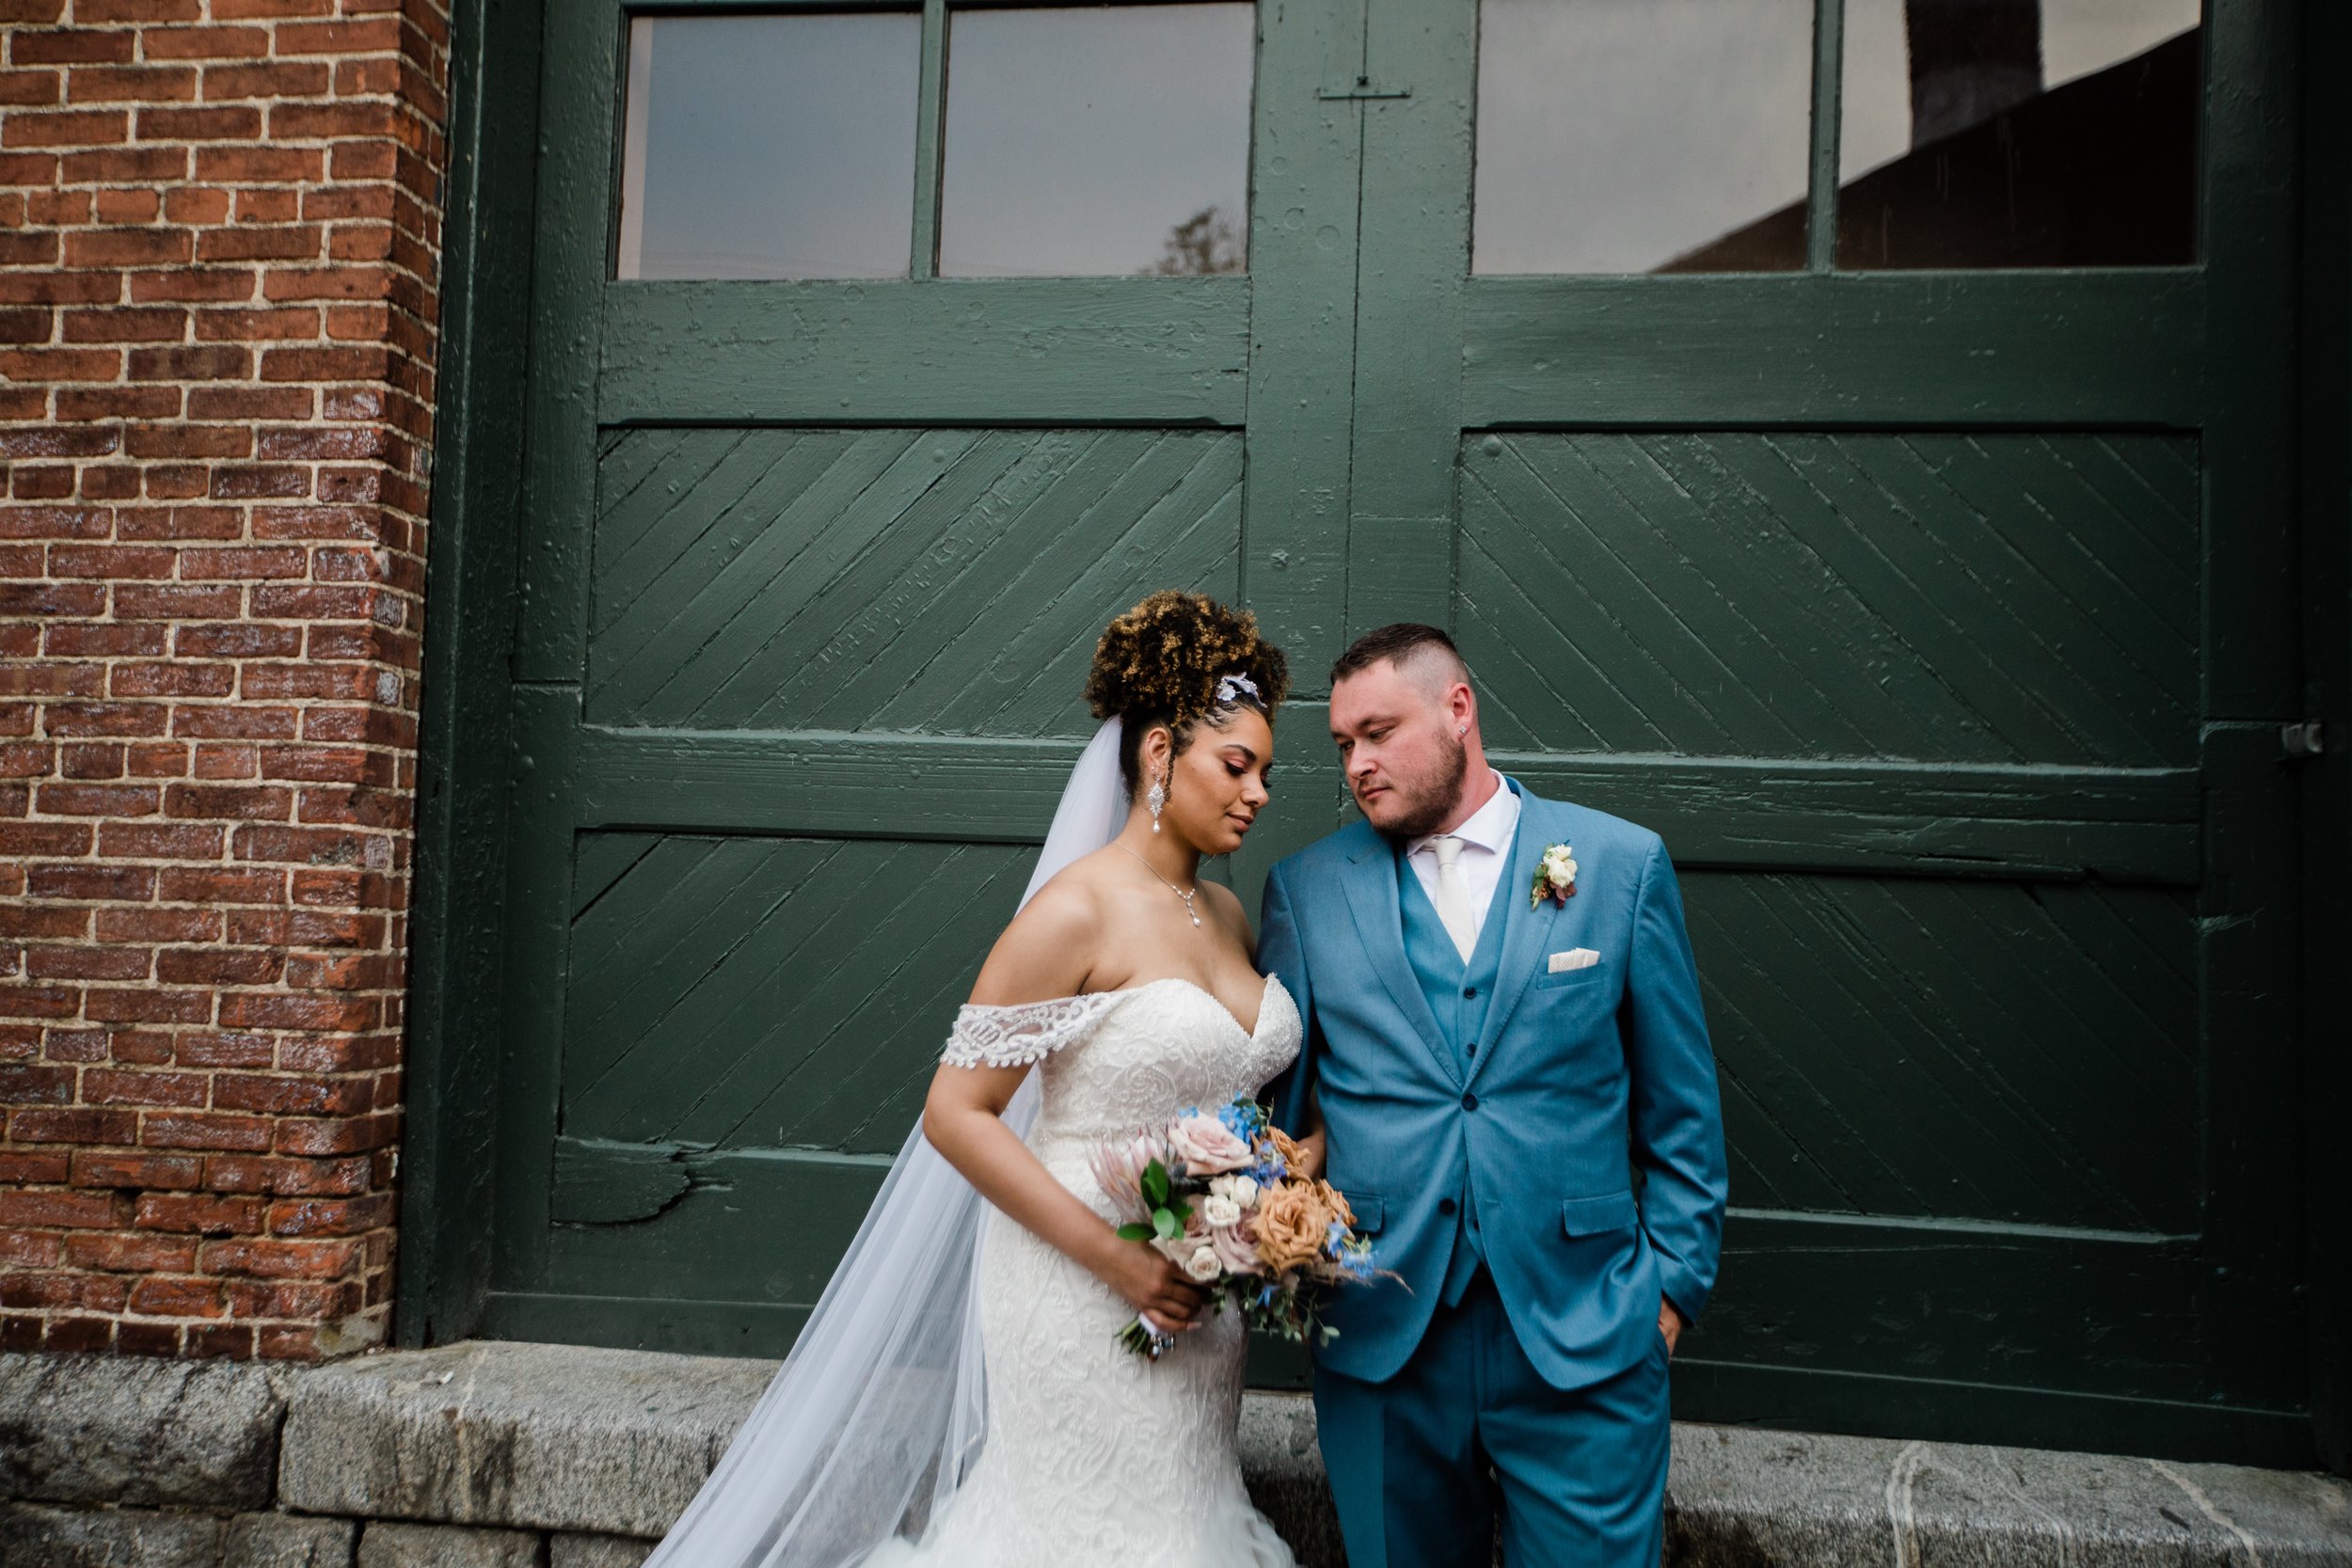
[475,0,2312,1462]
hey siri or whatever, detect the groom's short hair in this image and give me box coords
[1329,623,1471,693]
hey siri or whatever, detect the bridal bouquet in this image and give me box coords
[1089,1098,1378,1358]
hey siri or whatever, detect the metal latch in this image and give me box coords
[1319,77,1410,99]
[2282,721,2326,758]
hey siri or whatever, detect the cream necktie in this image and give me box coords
[1430,834,1476,963]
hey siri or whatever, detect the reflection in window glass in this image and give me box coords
[1838,0,2201,268]
[937,4,1253,277]
[617,13,921,280]
[1472,0,1814,275]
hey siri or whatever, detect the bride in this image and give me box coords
[640,591,1309,1568]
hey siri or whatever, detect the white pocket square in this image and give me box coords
[1548,948,1601,973]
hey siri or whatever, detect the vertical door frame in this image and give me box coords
[397,0,548,1343]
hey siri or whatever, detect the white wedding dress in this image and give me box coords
[865,974,1304,1568]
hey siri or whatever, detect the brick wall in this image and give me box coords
[0,0,448,1358]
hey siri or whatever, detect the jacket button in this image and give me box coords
[1466,1041,1477,1057]
[1462,985,1477,998]
[1461,1091,1479,1111]
[1438,1196,1458,1216]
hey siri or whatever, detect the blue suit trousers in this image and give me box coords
[1311,1267,1672,1568]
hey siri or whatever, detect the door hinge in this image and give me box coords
[2281,720,2327,758]
[1319,78,1410,100]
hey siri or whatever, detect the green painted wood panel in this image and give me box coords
[586,427,1243,732]
[1458,432,2198,768]
[562,832,1028,1150]
[1685,871,2196,1233]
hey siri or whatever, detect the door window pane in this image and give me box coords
[937,4,1254,277]
[1837,0,2201,268]
[617,13,921,280]
[1472,0,1815,276]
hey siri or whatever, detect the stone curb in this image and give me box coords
[0,1341,2346,1567]
[0,1352,290,1512]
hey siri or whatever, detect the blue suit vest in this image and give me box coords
[1396,844,1513,1303]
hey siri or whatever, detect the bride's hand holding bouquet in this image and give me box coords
[1091,1098,1381,1358]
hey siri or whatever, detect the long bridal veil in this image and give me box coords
[638,717,1130,1568]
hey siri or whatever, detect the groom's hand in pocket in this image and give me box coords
[1658,1298,1685,1356]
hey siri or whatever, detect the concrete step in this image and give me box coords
[1,1340,2345,1566]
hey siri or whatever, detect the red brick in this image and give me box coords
[94,907,218,942]
[139,1111,271,1151]
[60,227,192,268]
[81,987,210,1024]
[23,943,150,979]
[33,783,157,816]
[133,105,260,141]
[10,1106,135,1143]
[0,1189,120,1227]
[127,1275,226,1316]
[10,30,136,65]
[0,1227,66,1264]
[142,26,270,60]
[186,1322,254,1357]
[154,947,279,986]
[71,1150,201,1188]
[97,822,223,859]
[136,1191,261,1233]
[67,64,199,103]
[1,108,128,147]
[0,1272,132,1311]
[197,1234,354,1276]
[42,1316,116,1352]
[0,1062,77,1100]
[27,863,154,899]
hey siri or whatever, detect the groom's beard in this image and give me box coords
[1369,730,1470,843]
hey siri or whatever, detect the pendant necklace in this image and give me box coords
[1116,842,1202,928]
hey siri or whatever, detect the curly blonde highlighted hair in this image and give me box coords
[1083,590,1290,794]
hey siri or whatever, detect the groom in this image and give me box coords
[1257,625,1728,1568]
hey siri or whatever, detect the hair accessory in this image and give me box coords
[1215,672,1261,706]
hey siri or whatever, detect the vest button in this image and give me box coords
[1461,1091,1479,1111]
[1466,1041,1477,1056]
[1438,1196,1458,1216]
[1462,985,1477,998]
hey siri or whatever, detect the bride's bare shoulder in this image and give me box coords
[968,867,1106,1006]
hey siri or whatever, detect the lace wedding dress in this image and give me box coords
[864,973,1304,1568]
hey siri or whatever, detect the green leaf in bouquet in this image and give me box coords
[1116,1223,1153,1242]
[1140,1160,1170,1208]
[1152,1208,1181,1241]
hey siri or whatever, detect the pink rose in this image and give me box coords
[1168,1113,1252,1176]
[1210,1222,1263,1276]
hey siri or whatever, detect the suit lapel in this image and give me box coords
[1466,783,1567,1085]
[1342,833,1461,1087]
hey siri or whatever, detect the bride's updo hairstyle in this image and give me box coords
[1084,590,1291,796]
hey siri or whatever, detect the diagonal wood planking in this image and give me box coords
[585,427,1244,732]
[1458,432,2197,766]
[1688,872,2197,1234]
[562,833,1035,1153]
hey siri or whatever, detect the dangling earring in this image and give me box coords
[1147,771,1167,832]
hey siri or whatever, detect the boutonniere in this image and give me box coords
[1531,843,1578,908]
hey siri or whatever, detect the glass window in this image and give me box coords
[617,12,922,281]
[1837,0,2201,267]
[937,4,1254,277]
[1472,0,1815,276]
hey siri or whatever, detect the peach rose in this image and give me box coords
[1253,1181,1333,1275]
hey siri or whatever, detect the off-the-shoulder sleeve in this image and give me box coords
[938,991,1125,1069]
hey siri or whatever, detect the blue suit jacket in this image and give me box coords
[1258,780,1728,1389]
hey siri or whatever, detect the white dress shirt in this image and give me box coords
[1405,774,1521,957]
